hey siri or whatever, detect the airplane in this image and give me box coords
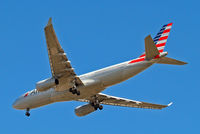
[12,18,187,117]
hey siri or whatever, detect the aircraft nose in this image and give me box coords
[12,98,21,109]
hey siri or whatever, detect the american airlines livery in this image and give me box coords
[12,18,187,117]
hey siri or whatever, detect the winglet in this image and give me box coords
[168,102,173,107]
[47,17,52,26]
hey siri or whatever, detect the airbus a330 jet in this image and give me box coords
[13,18,187,117]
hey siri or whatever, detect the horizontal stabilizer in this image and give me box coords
[157,57,187,65]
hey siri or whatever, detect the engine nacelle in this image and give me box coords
[75,104,96,117]
[36,78,59,92]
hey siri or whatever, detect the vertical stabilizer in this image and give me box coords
[145,35,159,60]
[153,23,173,53]
[139,23,173,58]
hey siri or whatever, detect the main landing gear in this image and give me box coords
[69,86,80,95]
[25,108,30,117]
[91,99,103,110]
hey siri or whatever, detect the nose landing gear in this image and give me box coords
[25,108,30,117]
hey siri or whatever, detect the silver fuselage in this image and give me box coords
[13,59,154,110]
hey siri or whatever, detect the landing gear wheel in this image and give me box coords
[25,108,30,117]
[69,88,80,95]
[69,88,73,92]
[76,90,80,96]
[91,102,94,107]
[99,105,103,110]
[25,112,30,117]
[94,106,98,110]
[93,104,99,110]
[72,90,76,94]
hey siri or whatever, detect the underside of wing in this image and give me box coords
[78,93,172,110]
[44,18,83,91]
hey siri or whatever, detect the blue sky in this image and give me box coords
[1,0,199,134]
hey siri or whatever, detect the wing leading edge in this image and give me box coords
[78,93,172,110]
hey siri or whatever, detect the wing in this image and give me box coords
[44,18,83,91]
[78,93,172,110]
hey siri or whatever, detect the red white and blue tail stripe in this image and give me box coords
[153,22,173,53]
[129,23,173,64]
[139,23,173,58]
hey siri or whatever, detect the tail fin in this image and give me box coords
[129,23,187,65]
[144,35,159,60]
[157,57,187,65]
[139,23,173,58]
[154,23,173,53]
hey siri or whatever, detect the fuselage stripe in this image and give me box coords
[128,57,145,64]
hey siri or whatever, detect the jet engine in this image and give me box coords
[75,104,96,117]
[36,78,59,92]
